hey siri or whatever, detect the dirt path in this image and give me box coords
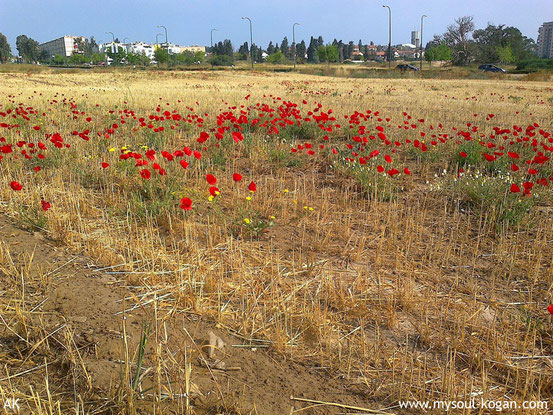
[0,215,380,414]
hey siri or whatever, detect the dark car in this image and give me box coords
[396,64,419,72]
[478,64,506,73]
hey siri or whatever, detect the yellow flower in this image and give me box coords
[309,207,314,211]
[244,218,251,224]
[303,206,308,210]
[208,195,214,202]
[246,196,252,201]
[283,189,289,193]
[109,148,116,152]
[270,216,275,220]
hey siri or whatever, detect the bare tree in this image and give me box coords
[443,16,475,65]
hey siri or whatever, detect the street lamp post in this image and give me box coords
[382,5,391,69]
[105,31,115,54]
[210,28,218,49]
[242,17,254,70]
[157,25,168,46]
[156,34,163,48]
[420,15,427,70]
[210,28,218,68]
[293,23,300,70]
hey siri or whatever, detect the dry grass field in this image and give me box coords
[1,68,553,414]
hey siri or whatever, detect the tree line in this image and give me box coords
[425,16,537,65]
[0,16,546,67]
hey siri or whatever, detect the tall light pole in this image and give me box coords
[156,33,163,48]
[105,31,115,54]
[420,15,427,70]
[210,28,218,68]
[293,22,300,70]
[157,25,168,45]
[210,28,218,49]
[242,17,254,70]
[382,5,391,69]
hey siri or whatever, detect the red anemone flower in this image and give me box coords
[233,132,244,142]
[101,162,110,169]
[206,174,217,185]
[10,181,22,191]
[233,173,243,182]
[41,200,51,211]
[140,169,151,179]
[248,181,257,192]
[180,197,193,210]
[510,183,520,193]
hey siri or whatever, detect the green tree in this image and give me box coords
[70,53,87,65]
[0,33,11,63]
[53,54,67,65]
[317,44,338,64]
[194,51,205,63]
[154,47,169,64]
[266,49,284,64]
[16,35,40,63]
[307,37,319,63]
[296,40,306,63]
[280,36,289,58]
[425,41,452,65]
[251,44,262,62]
[85,36,99,56]
[91,52,107,65]
[238,42,249,60]
[212,54,233,66]
[496,44,515,64]
[472,24,536,63]
[107,45,127,65]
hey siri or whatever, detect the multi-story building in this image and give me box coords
[39,36,86,58]
[128,42,155,59]
[537,22,553,58]
[411,31,420,49]
[162,44,206,54]
[180,45,205,54]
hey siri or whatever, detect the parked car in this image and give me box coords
[396,64,419,71]
[478,64,506,73]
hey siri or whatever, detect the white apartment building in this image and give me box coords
[128,42,155,59]
[161,44,206,55]
[537,22,553,58]
[39,36,86,57]
[100,42,124,54]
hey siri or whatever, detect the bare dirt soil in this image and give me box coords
[0,214,382,414]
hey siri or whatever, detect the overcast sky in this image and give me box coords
[0,0,550,51]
